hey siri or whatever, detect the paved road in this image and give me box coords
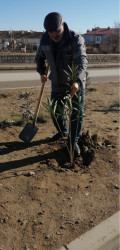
[0,67,119,89]
[89,67,119,83]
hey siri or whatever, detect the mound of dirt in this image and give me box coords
[0,82,119,250]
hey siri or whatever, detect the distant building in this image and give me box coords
[83,27,119,53]
[0,28,119,53]
[0,30,43,52]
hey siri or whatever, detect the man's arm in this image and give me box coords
[35,42,47,75]
[72,33,88,89]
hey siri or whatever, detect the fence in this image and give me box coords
[0,53,119,64]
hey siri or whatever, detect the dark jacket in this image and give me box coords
[35,23,88,94]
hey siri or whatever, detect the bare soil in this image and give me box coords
[0,82,119,250]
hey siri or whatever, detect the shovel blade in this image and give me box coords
[19,123,38,143]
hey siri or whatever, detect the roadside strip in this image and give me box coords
[59,211,120,250]
[0,63,119,71]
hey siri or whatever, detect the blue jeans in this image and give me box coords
[51,88,85,146]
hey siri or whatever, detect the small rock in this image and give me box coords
[114,184,119,189]
[45,234,52,240]
[66,221,73,225]
[74,169,79,173]
[60,225,65,229]
[3,218,8,223]
[56,231,62,235]
[34,220,44,226]
[75,220,79,224]
[104,140,111,146]
[18,218,26,226]
[83,146,88,152]
[38,210,45,215]
[89,180,93,183]
[63,244,69,250]
[39,221,44,224]
[14,172,18,176]
[24,171,35,177]
[25,246,30,250]
[67,197,72,200]
[107,127,112,130]
[53,239,58,244]
[90,219,94,223]
[97,142,103,148]
[56,182,60,186]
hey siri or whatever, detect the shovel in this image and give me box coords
[19,66,49,143]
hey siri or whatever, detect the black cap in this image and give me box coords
[44,12,63,32]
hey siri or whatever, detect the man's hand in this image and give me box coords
[70,82,79,98]
[40,74,48,84]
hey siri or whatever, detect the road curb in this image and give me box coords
[59,211,120,250]
[0,63,119,71]
[0,64,36,70]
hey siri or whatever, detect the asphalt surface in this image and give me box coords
[0,63,119,90]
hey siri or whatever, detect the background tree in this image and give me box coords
[104,22,119,53]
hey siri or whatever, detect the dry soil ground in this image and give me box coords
[0,81,119,250]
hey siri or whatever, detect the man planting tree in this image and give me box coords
[35,12,88,158]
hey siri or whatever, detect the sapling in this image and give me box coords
[19,91,34,124]
[21,101,34,124]
[18,91,30,100]
[44,64,82,167]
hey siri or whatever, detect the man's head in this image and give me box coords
[44,12,64,42]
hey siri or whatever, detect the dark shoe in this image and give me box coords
[74,143,81,157]
[50,132,67,142]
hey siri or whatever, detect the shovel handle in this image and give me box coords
[33,64,49,126]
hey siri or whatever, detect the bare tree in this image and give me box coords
[114,22,120,28]
[103,23,119,53]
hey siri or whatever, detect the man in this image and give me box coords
[35,12,87,157]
